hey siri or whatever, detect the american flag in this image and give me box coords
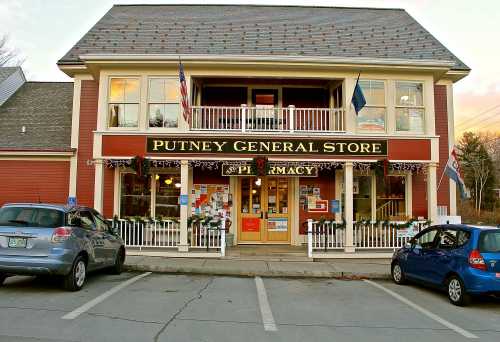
[179,60,191,125]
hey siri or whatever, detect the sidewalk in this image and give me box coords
[124,255,392,279]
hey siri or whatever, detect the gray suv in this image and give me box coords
[0,203,125,291]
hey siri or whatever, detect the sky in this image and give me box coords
[1,0,499,136]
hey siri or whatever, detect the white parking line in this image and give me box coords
[62,272,152,320]
[255,276,277,331]
[364,280,478,339]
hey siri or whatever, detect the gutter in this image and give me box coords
[76,53,456,69]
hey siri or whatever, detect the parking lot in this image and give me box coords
[0,272,499,342]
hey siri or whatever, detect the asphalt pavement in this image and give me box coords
[0,271,499,342]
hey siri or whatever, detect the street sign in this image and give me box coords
[67,196,77,206]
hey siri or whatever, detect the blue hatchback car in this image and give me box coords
[0,203,125,291]
[391,224,500,306]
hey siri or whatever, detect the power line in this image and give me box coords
[470,115,500,132]
[455,103,500,128]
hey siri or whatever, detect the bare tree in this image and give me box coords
[0,34,23,66]
[469,158,491,215]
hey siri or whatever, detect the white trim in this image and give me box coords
[79,53,456,69]
[446,84,457,215]
[69,77,83,197]
[94,130,440,139]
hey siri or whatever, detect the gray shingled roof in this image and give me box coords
[58,4,469,71]
[0,82,73,151]
[0,67,18,83]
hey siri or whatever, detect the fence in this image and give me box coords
[307,219,430,257]
[109,219,225,255]
[190,106,345,132]
[354,221,430,250]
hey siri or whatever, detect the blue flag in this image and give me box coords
[351,79,366,115]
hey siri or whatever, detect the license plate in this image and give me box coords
[8,237,27,248]
[496,273,500,278]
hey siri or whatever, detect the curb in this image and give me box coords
[124,264,391,280]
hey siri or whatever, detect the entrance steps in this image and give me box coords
[225,245,311,262]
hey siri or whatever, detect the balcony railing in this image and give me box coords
[191,105,345,133]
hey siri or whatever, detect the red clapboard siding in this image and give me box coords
[434,85,450,210]
[76,80,99,208]
[0,161,69,206]
[412,173,428,218]
[103,167,114,218]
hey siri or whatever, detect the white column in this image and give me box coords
[343,76,357,134]
[178,160,190,252]
[344,162,355,253]
[93,161,104,213]
[427,163,438,223]
[447,83,457,216]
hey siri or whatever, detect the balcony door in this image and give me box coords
[238,176,291,244]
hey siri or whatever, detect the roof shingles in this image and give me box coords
[0,82,73,150]
[58,5,469,71]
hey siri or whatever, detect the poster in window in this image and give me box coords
[242,218,260,232]
[267,218,288,232]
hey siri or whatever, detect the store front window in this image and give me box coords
[376,175,407,220]
[353,176,372,221]
[120,173,151,218]
[154,174,181,219]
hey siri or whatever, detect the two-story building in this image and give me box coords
[1,4,469,257]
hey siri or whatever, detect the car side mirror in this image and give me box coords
[404,242,412,249]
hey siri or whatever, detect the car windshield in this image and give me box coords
[479,231,500,253]
[0,207,64,228]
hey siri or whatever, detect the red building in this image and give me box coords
[0,5,469,257]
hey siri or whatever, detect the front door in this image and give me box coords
[238,176,291,244]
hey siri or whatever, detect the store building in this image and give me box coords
[2,5,469,257]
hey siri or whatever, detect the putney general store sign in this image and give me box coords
[147,138,387,156]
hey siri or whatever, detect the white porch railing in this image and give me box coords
[110,219,180,248]
[307,219,431,257]
[189,224,225,251]
[354,220,430,250]
[308,220,346,253]
[190,105,345,133]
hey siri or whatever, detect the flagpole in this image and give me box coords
[349,71,362,114]
[437,146,454,190]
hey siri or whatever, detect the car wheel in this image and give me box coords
[109,248,125,275]
[63,256,86,291]
[391,262,406,285]
[447,275,470,306]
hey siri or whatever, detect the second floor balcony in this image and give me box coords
[190,105,345,133]
[187,77,345,134]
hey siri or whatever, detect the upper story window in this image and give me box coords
[108,78,140,128]
[148,78,180,128]
[395,81,425,133]
[356,80,386,132]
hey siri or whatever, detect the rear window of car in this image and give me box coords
[0,207,64,228]
[478,231,500,253]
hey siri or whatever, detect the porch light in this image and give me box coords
[155,174,160,181]
[255,177,262,186]
[174,182,181,188]
[252,189,257,194]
